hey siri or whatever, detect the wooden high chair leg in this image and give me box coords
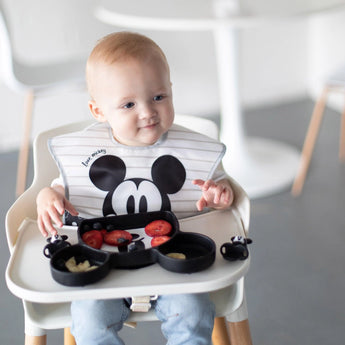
[339,100,345,162]
[16,89,35,197]
[64,327,76,345]
[229,319,253,345]
[212,317,231,345]
[291,87,329,196]
[24,334,47,345]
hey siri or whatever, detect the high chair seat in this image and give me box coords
[6,115,252,345]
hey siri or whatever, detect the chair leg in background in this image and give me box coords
[339,101,345,162]
[291,88,328,196]
[16,89,34,197]
[212,316,231,345]
[229,319,253,345]
[24,334,47,345]
[64,327,76,345]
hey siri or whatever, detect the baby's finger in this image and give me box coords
[47,207,63,229]
[202,179,214,191]
[37,217,49,237]
[41,212,58,237]
[53,199,65,216]
[196,197,207,211]
[65,199,79,216]
[213,186,224,204]
[219,188,232,206]
[192,179,205,188]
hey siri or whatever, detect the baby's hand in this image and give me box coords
[192,179,234,211]
[36,186,78,237]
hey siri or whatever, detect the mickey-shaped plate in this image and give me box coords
[49,211,215,286]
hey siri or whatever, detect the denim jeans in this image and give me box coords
[71,293,215,345]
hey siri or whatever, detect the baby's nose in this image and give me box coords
[139,104,156,119]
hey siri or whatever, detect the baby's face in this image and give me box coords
[89,56,174,147]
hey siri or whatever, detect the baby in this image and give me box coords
[36,31,234,345]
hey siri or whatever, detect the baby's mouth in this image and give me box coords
[142,122,158,129]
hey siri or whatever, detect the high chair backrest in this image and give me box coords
[6,115,249,252]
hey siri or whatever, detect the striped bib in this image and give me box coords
[49,122,226,222]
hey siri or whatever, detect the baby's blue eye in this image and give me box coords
[124,102,135,109]
[153,95,164,101]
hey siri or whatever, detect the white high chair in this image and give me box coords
[0,1,86,196]
[291,65,345,196]
[6,114,252,345]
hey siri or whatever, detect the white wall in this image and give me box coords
[240,20,309,107]
[1,1,345,152]
[307,8,345,110]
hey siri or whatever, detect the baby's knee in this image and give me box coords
[156,294,215,344]
[157,293,215,320]
[71,299,129,330]
[181,293,214,316]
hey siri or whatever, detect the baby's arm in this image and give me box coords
[192,178,234,211]
[36,185,78,237]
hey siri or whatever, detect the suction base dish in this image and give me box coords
[48,211,216,286]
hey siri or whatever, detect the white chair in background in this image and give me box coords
[0,1,86,196]
[291,66,345,196]
[6,114,252,345]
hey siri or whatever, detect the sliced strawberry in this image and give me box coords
[145,220,172,237]
[151,236,171,247]
[82,230,103,249]
[103,230,132,246]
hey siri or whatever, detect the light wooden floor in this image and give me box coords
[1,98,344,344]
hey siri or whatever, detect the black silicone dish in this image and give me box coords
[50,245,111,287]
[156,232,216,273]
[48,211,216,286]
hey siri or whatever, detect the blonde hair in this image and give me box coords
[86,31,169,98]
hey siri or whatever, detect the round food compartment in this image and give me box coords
[50,245,111,286]
[156,232,216,273]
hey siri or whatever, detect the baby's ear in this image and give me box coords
[88,100,106,122]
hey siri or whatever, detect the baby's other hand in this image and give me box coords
[192,179,234,211]
[36,186,78,237]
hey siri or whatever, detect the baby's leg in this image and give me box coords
[154,293,215,345]
[71,298,130,345]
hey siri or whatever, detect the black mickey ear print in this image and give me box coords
[151,155,186,194]
[89,155,127,191]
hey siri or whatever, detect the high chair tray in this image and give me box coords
[6,209,250,303]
